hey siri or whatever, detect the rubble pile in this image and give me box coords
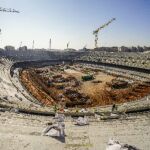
[107,79,129,89]
[64,89,91,107]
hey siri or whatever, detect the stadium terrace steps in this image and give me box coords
[0,58,42,109]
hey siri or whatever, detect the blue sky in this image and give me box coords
[0,0,150,49]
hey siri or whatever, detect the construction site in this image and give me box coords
[20,63,150,108]
[0,1,150,150]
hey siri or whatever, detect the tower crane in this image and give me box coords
[0,7,20,46]
[93,18,116,48]
[0,7,20,13]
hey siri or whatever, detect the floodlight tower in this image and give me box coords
[83,44,87,49]
[67,42,70,49]
[93,18,116,48]
[32,40,34,49]
[19,41,22,49]
[49,38,51,50]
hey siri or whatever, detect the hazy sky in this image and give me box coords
[0,0,150,49]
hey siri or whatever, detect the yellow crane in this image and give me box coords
[93,18,116,48]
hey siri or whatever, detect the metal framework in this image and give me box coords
[67,42,70,49]
[49,38,51,50]
[19,41,22,48]
[32,40,34,49]
[83,45,87,49]
[93,18,116,48]
[0,7,20,35]
[0,7,19,13]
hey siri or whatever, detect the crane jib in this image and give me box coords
[93,18,116,48]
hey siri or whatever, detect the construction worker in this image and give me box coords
[122,103,128,118]
[112,103,117,112]
[54,104,58,113]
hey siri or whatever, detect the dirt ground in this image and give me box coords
[65,69,115,106]
[20,65,150,107]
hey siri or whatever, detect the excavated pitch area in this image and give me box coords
[20,64,150,107]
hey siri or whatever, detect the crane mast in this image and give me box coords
[93,18,116,48]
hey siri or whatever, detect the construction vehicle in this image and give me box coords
[82,75,94,81]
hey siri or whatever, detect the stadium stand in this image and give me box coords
[76,51,150,70]
[0,49,149,113]
[0,57,40,109]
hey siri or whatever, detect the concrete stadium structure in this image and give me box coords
[0,49,150,150]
